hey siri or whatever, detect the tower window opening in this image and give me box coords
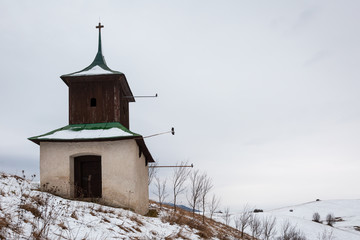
[90,98,96,107]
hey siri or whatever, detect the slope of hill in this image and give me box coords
[237,199,360,239]
[0,172,248,240]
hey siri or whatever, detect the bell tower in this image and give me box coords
[29,23,154,214]
[60,23,134,129]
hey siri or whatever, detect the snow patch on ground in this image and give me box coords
[0,173,242,240]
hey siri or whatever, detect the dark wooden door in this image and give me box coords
[74,155,102,198]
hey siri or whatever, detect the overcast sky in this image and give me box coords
[1,0,360,211]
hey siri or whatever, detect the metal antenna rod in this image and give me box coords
[143,127,175,138]
[123,93,158,99]
[149,164,194,168]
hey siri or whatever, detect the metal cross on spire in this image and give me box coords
[96,22,104,33]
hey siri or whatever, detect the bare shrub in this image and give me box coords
[31,193,66,239]
[199,173,213,223]
[277,220,307,240]
[171,161,190,212]
[318,228,334,240]
[249,214,262,240]
[234,204,252,239]
[187,170,204,218]
[153,177,168,209]
[326,213,335,226]
[208,194,220,220]
[148,162,158,185]
[222,207,231,225]
[262,216,277,240]
[312,212,321,223]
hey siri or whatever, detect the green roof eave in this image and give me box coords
[28,122,155,163]
[28,122,140,143]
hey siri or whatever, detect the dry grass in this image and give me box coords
[70,211,78,220]
[133,226,142,232]
[1,172,253,239]
[129,215,144,226]
[58,222,67,230]
[145,209,159,218]
[29,194,45,206]
[117,224,130,233]
[19,203,41,218]
[150,200,253,240]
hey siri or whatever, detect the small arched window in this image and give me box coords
[90,98,96,107]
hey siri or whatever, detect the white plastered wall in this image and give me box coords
[39,140,149,214]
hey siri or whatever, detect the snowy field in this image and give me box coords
[0,173,245,239]
[1,172,359,239]
[228,199,360,239]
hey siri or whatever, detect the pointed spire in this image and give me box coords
[91,22,108,68]
[61,22,123,77]
[96,22,104,53]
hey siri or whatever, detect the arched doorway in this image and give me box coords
[74,155,102,198]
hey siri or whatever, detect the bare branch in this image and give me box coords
[187,170,204,218]
[249,214,262,240]
[234,204,252,238]
[171,161,190,212]
[200,173,213,223]
[278,220,307,240]
[208,194,221,220]
[152,177,168,209]
[148,162,158,185]
[222,207,231,225]
[262,216,277,240]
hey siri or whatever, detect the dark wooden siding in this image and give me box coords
[67,75,130,128]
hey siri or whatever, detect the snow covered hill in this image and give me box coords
[2,172,359,240]
[0,172,247,240]
[234,199,360,239]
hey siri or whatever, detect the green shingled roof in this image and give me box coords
[28,122,155,163]
[28,122,140,142]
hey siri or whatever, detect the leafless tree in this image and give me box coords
[171,161,190,212]
[249,214,262,240]
[312,212,321,223]
[200,173,213,223]
[208,194,220,220]
[234,204,252,239]
[277,220,306,240]
[326,213,335,226]
[262,216,277,240]
[148,162,158,185]
[187,170,204,218]
[152,176,168,209]
[223,207,231,225]
[317,228,334,240]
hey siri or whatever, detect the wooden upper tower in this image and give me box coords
[60,23,135,129]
